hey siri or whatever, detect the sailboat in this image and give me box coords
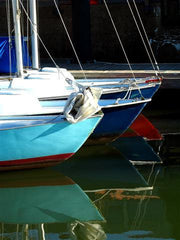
[0,0,162,151]
[0,0,154,148]
[0,0,104,171]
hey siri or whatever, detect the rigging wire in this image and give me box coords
[130,189,146,230]
[132,0,161,75]
[137,164,160,229]
[18,0,83,91]
[103,0,144,99]
[0,223,4,240]
[20,1,24,43]
[93,189,112,203]
[102,0,136,80]
[26,0,30,68]
[53,0,87,80]
[20,0,30,69]
[16,224,19,240]
[19,0,59,69]
[6,0,12,81]
[127,0,160,76]
[130,163,156,230]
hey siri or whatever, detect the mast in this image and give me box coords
[11,0,24,77]
[29,0,39,69]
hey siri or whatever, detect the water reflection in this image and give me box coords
[56,145,151,191]
[1,136,180,240]
[159,134,180,164]
[0,168,104,240]
[111,136,162,165]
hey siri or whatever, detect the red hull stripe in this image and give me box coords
[0,153,74,166]
[145,77,162,83]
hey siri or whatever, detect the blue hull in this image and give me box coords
[92,101,148,139]
[0,115,102,169]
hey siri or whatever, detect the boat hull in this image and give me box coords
[102,83,160,100]
[40,98,151,144]
[91,100,148,141]
[0,115,102,170]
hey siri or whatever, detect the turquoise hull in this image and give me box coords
[0,115,102,169]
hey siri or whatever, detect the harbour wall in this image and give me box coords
[0,1,179,63]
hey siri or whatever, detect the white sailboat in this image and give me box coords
[0,0,158,145]
[0,0,104,171]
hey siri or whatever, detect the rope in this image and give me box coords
[131,0,161,76]
[53,0,87,80]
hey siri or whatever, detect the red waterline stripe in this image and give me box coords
[0,153,74,166]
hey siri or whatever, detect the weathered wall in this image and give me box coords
[37,2,162,62]
[90,3,158,62]
[0,1,179,62]
[38,4,73,58]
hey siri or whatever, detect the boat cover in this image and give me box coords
[64,87,102,123]
[0,37,31,73]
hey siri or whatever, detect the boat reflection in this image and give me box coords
[0,144,174,240]
[55,145,174,240]
[55,144,152,191]
[0,168,105,240]
[111,136,162,165]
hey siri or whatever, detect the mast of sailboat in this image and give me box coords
[11,0,24,77]
[29,0,39,69]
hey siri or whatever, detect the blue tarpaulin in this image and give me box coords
[0,37,31,74]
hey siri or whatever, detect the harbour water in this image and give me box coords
[0,87,180,240]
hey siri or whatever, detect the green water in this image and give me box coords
[0,136,180,240]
